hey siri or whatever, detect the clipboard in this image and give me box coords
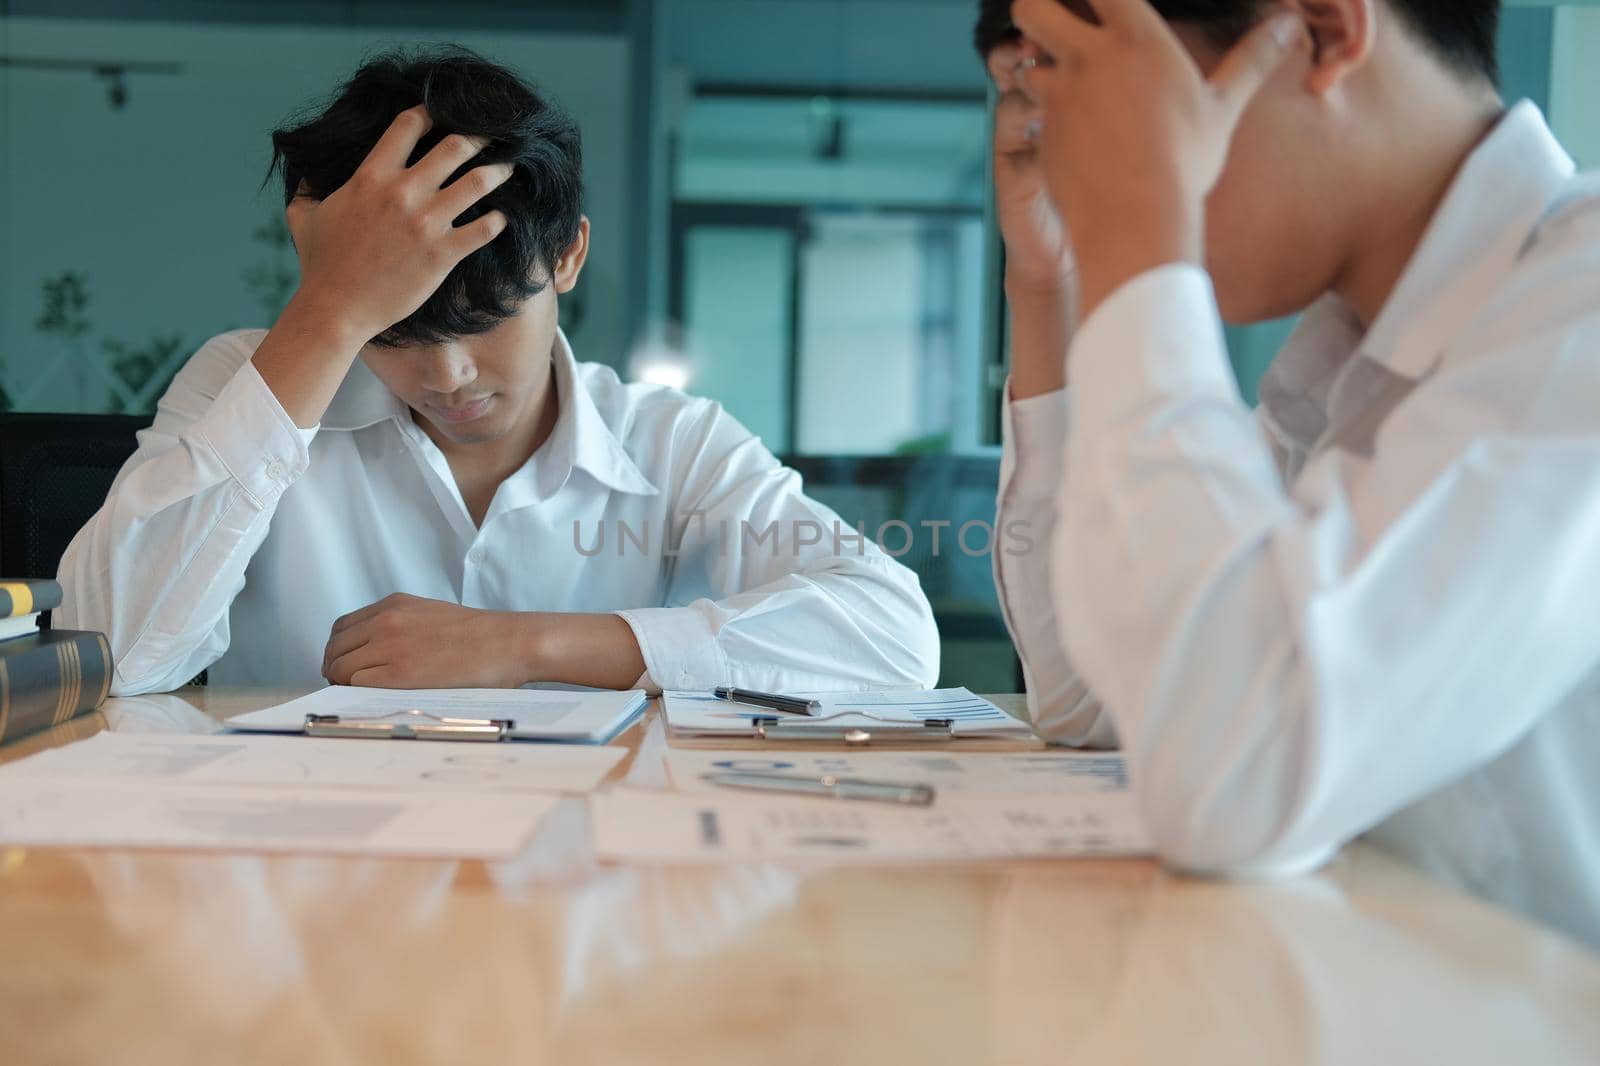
[660,688,1033,744]
[751,717,959,746]
[226,687,647,744]
[302,710,515,741]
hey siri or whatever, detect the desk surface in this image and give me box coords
[2,689,1597,1066]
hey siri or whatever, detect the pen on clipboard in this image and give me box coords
[701,770,936,807]
[711,686,821,717]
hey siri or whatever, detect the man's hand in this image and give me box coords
[322,594,649,690]
[988,41,1075,293]
[286,105,514,343]
[987,39,1077,400]
[1011,0,1306,320]
[253,106,517,428]
[322,594,532,689]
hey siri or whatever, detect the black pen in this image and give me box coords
[711,686,821,717]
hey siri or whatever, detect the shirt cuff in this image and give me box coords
[616,605,731,694]
[1068,264,1239,441]
[998,379,1069,501]
[192,360,318,505]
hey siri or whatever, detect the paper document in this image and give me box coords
[590,790,1150,863]
[0,732,626,794]
[0,781,559,860]
[226,686,646,743]
[664,748,1127,797]
[662,687,1032,739]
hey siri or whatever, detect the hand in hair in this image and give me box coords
[283,105,514,344]
[985,38,1077,399]
[1010,0,1308,321]
[987,41,1076,293]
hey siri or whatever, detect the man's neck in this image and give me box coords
[423,363,561,510]
[1330,66,1505,329]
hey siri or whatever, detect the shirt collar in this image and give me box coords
[319,328,658,502]
[1362,101,1575,378]
[322,357,409,431]
[530,329,659,501]
[1265,100,1575,400]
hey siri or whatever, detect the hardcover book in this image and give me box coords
[0,629,113,745]
[0,579,64,619]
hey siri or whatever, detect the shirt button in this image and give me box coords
[468,547,486,565]
[265,459,287,483]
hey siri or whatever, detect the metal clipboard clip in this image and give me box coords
[752,717,956,745]
[303,709,513,742]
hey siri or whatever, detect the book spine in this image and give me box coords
[0,580,64,618]
[0,631,113,745]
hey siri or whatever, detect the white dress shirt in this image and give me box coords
[58,329,939,696]
[995,103,1600,951]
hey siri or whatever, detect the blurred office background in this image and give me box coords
[2,0,1596,689]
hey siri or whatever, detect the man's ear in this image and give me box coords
[1281,0,1374,95]
[552,216,590,294]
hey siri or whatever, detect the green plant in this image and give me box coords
[20,210,291,413]
[34,271,92,341]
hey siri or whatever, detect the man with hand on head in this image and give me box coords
[58,48,938,698]
[980,0,1600,949]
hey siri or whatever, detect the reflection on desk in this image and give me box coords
[0,688,1596,1066]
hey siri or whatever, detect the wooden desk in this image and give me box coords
[2,690,1597,1066]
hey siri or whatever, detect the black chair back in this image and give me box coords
[0,413,149,583]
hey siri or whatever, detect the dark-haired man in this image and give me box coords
[980,0,1600,948]
[59,50,939,695]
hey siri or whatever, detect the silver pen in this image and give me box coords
[701,770,936,807]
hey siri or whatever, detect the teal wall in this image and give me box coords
[0,17,631,412]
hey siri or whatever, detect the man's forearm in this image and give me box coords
[513,612,648,690]
[251,290,371,428]
[1005,275,1073,400]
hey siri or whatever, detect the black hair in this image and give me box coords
[269,46,584,347]
[974,1,1501,84]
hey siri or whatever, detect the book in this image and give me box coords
[0,614,42,643]
[0,629,113,746]
[0,579,63,619]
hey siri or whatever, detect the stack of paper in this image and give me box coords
[602,689,1152,865]
[0,729,626,860]
[590,789,1150,863]
[0,782,559,860]
[3,731,626,793]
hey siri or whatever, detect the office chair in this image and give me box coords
[0,412,150,598]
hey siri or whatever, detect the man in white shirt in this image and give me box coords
[980,0,1600,949]
[58,49,938,697]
